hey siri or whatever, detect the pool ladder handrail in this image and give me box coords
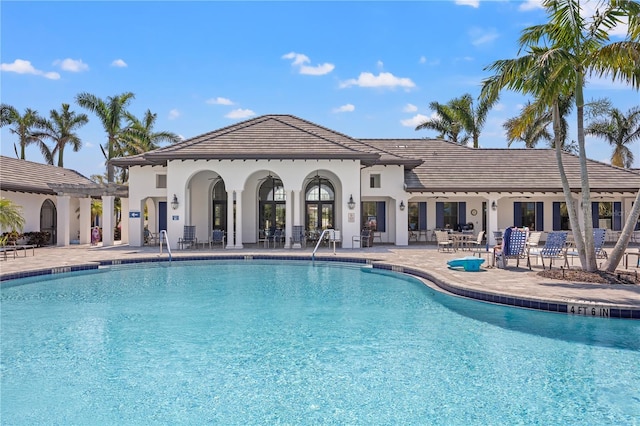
[159,230,172,262]
[311,229,337,262]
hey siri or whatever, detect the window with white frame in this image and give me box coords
[156,174,167,189]
[369,174,381,188]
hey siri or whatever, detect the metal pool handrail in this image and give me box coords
[159,230,172,262]
[312,229,338,261]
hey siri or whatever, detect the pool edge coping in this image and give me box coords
[1,254,638,320]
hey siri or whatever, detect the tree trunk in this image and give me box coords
[575,74,596,271]
[553,101,585,263]
[604,190,640,272]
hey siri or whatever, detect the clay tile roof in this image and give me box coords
[112,114,420,168]
[0,155,95,195]
[364,139,640,193]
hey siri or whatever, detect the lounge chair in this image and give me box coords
[564,228,608,267]
[493,227,528,268]
[178,225,197,249]
[528,231,567,269]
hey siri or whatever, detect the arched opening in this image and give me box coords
[258,175,285,233]
[40,199,57,245]
[305,176,335,231]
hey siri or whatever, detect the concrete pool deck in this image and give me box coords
[1,243,639,318]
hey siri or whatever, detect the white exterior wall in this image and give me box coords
[125,159,638,249]
[0,190,83,244]
[361,165,407,245]
[127,159,364,248]
[0,191,52,233]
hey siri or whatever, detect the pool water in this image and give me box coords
[1,261,639,424]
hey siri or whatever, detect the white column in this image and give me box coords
[284,189,292,249]
[102,195,115,246]
[127,198,144,247]
[120,197,129,244]
[79,197,91,245]
[488,197,499,245]
[56,195,71,247]
[292,189,301,249]
[234,190,243,249]
[396,198,408,245]
[226,190,235,249]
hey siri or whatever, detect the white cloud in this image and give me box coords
[111,59,127,67]
[455,0,479,8]
[401,114,432,128]
[376,60,384,69]
[168,109,180,120]
[340,72,416,89]
[519,0,543,11]
[419,56,427,64]
[332,104,355,113]
[454,56,474,63]
[0,59,60,79]
[53,58,89,72]
[493,103,505,112]
[469,27,499,46]
[403,103,418,113]
[225,109,255,119]
[282,52,335,76]
[206,97,234,105]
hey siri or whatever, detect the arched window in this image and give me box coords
[259,176,286,232]
[305,177,334,231]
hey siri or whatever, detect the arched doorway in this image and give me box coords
[258,175,286,232]
[305,176,335,231]
[40,199,57,245]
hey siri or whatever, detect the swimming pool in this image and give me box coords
[2,260,639,424]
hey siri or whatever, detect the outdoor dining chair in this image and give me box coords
[178,225,197,249]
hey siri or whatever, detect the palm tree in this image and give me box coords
[123,109,181,154]
[586,106,640,168]
[416,99,469,145]
[38,103,89,168]
[0,104,51,163]
[0,198,25,233]
[503,105,552,148]
[75,92,135,183]
[449,93,497,148]
[482,0,640,272]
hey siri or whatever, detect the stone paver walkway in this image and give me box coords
[1,243,639,314]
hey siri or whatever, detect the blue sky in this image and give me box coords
[2,0,639,179]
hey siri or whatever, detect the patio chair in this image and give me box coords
[209,229,226,249]
[178,225,197,249]
[564,228,608,267]
[493,227,528,269]
[270,228,284,248]
[291,225,306,248]
[435,230,454,252]
[352,228,372,249]
[527,231,542,250]
[528,231,567,269]
[467,231,486,254]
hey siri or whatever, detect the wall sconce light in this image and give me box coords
[399,201,405,211]
[491,201,497,211]
[171,194,179,210]
[347,195,356,210]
